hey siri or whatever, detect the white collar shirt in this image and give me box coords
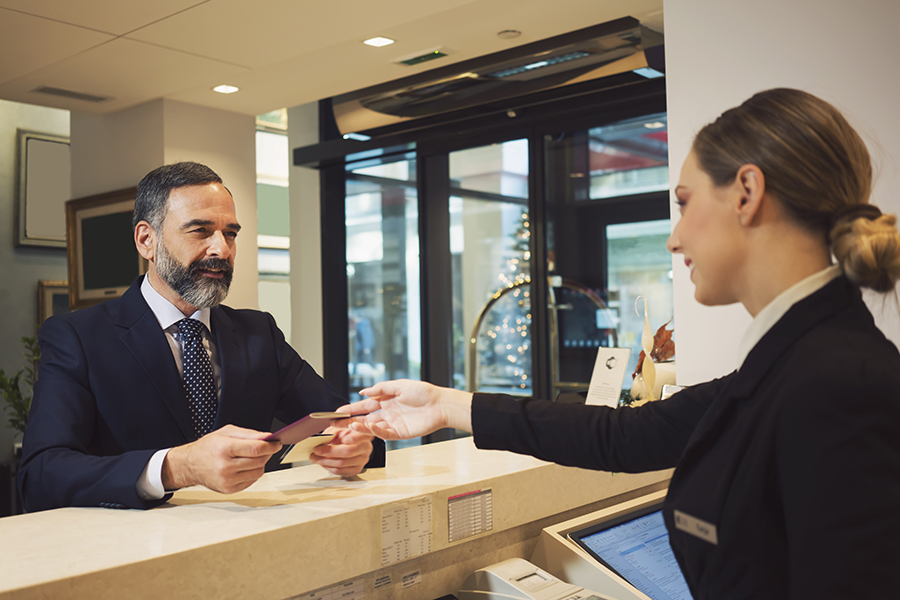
[736,265,842,369]
[139,275,222,395]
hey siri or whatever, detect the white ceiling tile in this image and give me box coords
[0,9,112,85]
[0,37,247,113]
[0,0,664,116]
[126,0,484,68]
[0,0,208,35]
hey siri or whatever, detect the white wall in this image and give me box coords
[287,102,325,371]
[162,99,258,310]
[664,0,900,384]
[0,100,69,462]
[70,102,164,198]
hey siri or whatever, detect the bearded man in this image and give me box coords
[18,162,373,512]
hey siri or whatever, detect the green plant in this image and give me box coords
[0,336,40,435]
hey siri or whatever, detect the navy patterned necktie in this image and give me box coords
[177,318,217,439]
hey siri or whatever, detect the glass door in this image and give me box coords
[543,112,672,394]
[345,156,421,400]
[447,139,533,396]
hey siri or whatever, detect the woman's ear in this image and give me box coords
[735,164,766,226]
[134,221,156,261]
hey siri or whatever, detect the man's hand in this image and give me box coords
[340,379,474,440]
[308,427,373,477]
[162,425,282,494]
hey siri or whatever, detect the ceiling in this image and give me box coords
[0,0,663,117]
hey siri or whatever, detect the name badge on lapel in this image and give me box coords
[674,510,718,545]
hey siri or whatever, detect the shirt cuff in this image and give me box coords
[136,448,171,500]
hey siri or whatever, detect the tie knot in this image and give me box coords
[177,318,206,339]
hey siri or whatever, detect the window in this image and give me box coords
[256,122,292,341]
[345,156,421,449]
[449,139,533,395]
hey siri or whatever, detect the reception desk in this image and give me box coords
[0,438,670,599]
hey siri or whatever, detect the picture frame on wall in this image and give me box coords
[16,129,71,248]
[65,188,148,310]
[37,280,71,329]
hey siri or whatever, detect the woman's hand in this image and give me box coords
[336,379,473,440]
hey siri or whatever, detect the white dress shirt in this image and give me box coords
[735,265,842,369]
[136,276,222,500]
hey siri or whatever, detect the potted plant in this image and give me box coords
[0,336,40,449]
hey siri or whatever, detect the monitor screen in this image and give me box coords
[569,506,693,600]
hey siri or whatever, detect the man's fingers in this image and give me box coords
[313,441,369,459]
[362,421,400,440]
[214,424,275,440]
[226,437,282,459]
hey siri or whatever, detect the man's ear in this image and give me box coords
[134,221,156,261]
[735,164,766,226]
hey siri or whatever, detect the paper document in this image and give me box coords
[586,347,631,407]
[279,433,335,464]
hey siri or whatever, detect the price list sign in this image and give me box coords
[448,488,493,543]
[380,496,433,566]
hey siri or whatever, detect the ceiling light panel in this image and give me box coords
[364,37,395,47]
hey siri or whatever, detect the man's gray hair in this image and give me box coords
[133,162,223,231]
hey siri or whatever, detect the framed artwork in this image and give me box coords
[37,280,70,328]
[65,188,147,310]
[16,129,71,248]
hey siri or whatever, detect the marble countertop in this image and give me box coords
[0,438,670,599]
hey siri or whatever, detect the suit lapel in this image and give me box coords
[678,276,857,467]
[210,307,247,429]
[115,278,195,442]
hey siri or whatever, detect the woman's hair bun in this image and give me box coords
[831,211,900,292]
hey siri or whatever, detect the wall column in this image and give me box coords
[663,0,900,385]
[286,102,324,371]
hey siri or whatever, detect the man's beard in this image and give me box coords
[156,239,233,309]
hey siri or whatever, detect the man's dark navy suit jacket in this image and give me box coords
[19,276,344,512]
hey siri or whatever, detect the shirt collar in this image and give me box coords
[140,275,211,331]
[736,264,842,368]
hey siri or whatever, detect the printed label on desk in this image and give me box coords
[373,574,392,590]
[380,496,433,566]
[401,569,422,589]
[292,577,364,600]
[448,488,493,543]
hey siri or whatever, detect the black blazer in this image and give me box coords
[19,277,344,512]
[473,276,900,599]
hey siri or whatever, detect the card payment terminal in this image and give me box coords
[458,558,613,600]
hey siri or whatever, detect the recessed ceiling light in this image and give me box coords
[213,84,239,94]
[364,36,395,47]
[498,30,522,40]
[644,122,666,129]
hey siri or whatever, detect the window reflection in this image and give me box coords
[587,113,669,199]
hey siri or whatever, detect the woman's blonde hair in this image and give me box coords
[693,88,900,292]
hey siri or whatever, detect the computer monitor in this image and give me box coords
[568,503,693,600]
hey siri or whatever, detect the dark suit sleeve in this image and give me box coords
[18,316,168,512]
[776,359,900,599]
[472,376,726,473]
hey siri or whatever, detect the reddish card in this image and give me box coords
[264,412,351,445]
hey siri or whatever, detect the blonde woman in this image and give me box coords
[342,89,900,599]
